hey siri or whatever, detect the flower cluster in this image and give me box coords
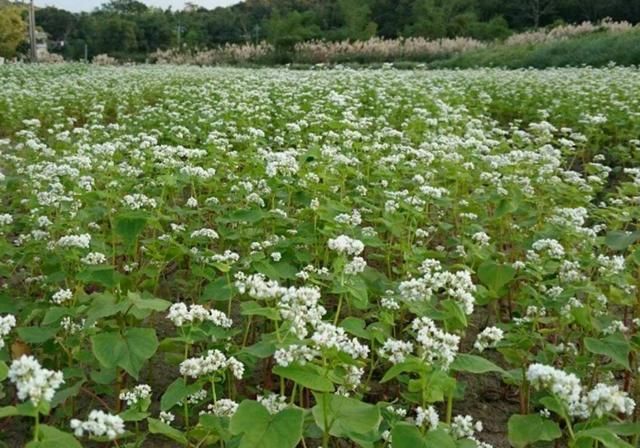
[0,314,16,350]
[412,317,460,370]
[8,355,64,405]
[473,326,504,352]
[311,322,370,359]
[119,384,152,407]
[179,349,244,379]
[167,303,232,328]
[70,410,125,440]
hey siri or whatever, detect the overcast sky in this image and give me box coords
[33,0,240,12]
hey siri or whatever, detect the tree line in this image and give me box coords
[1,0,639,61]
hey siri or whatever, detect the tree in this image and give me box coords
[338,0,377,40]
[266,10,321,50]
[92,15,138,55]
[101,0,149,14]
[519,0,557,28]
[0,5,26,58]
[134,10,173,52]
[405,0,477,38]
[36,7,76,42]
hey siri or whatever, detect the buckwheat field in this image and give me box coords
[1,64,640,448]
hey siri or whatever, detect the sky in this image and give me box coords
[33,0,240,12]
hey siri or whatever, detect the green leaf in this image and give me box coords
[114,212,148,248]
[391,425,455,448]
[16,327,57,344]
[230,400,304,448]
[605,231,640,251]
[85,292,128,326]
[584,334,630,369]
[495,197,519,218]
[202,277,233,302]
[576,427,634,448]
[240,301,280,320]
[91,328,158,379]
[0,406,19,418]
[477,261,516,293]
[508,414,562,448]
[51,380,84,408]
[450,354,505,374]
[0,361,8,382]
[312,393,381,441]
[26,425,82,448]
[346,276,369,309]
[340,317,370,340]
[390,423,428,448]
[42,307,73,326]
[273,364,334,392]
[539,396,569,420]
[127,291,171,312]
[425,428,457,447]
[76,266,118,288]
[199,414,232,439]
[607,422,640,436]
[119,408,149,422]
[160,378,203,412]
[148,417,188,445]
[225,208,265,224]
[381,358,427,383]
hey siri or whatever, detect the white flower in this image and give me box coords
[122,193,156,210]
[179,349,244,379]
[472,231,490,247]
[473,326,504,352]
[527,363,587,418]
[51,288,73,305]
[344,256,367,275]
[257,394,288,415]
[311,322,369,359]
[159,411,175,425]
[81,252,107,265]
[167,303,232,328]
[415,406,439,429]
[399,259,476,315]
[327,235,365,256]
[450,415,482,439]
[190,228,219,240]
[585,383,635,417]
[531,239,565,258]
[8,355,64,405]
[274,344,319,367]
[70,410,125,440]
[186,196,198,208]
[119,384,152,407]
[56,233,91,249]
[0,314,16,350]
[379,339,414,364]
[278,286,326,338]
[411,317,459,370]
[0,214,13,225]
[202,399,239,417]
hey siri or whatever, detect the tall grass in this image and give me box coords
[430,28,640,69]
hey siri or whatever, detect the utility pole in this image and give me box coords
[29,0,37,62]
[177,20,184,50]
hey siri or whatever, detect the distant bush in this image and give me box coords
[139,19,639,68]
[430,28,640,69]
